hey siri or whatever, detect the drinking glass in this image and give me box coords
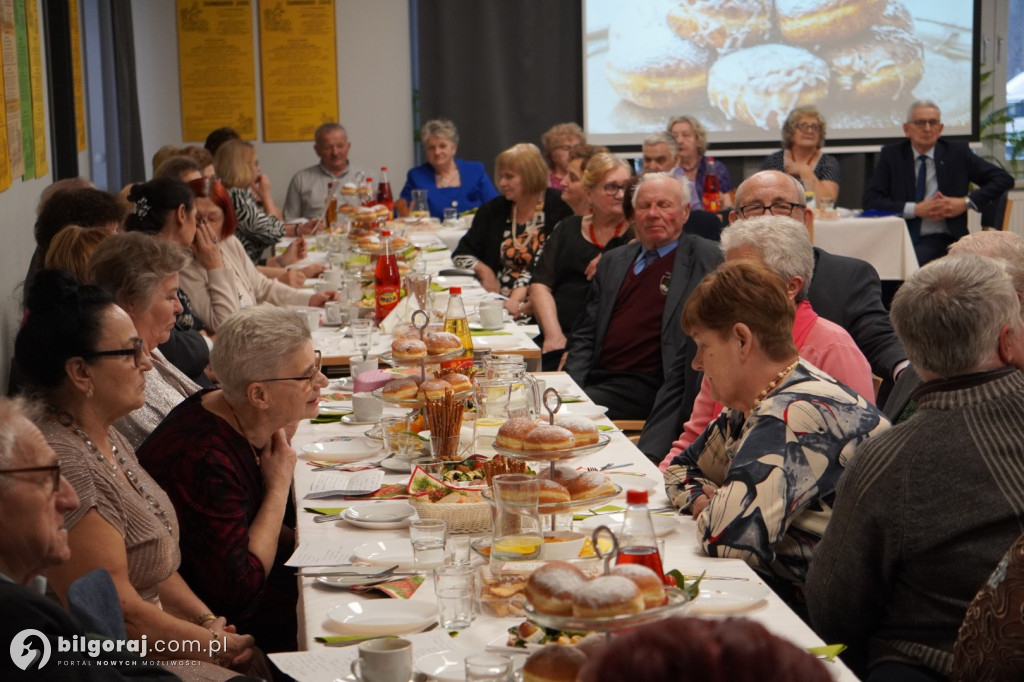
[411,189,429,218]
[404,273,432,312]
[433,565,475,630]
[382,415,418,459]
[409,518,447,574]
[464,654,513,682]
[352,319,373,359]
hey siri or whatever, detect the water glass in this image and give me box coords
[409,518,447,574]
[446,535,471,566]
[464,654,513,682]
[443,207,458,225]
[433,565,475,630]
[411,189,429,217]
[352,319,373,358]
[404,273,432,312]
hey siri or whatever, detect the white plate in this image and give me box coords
[300,438,381,462]
[380,457,412,473]
[327,600,435,635]
[342,414,382,426]
[555,403,609,420]
[606,473,659,494]
[343,501,415,529]
[351,540,415,570]
[314,571,399,589]
[690,580,770,615]
[470,335,523,350]
[417,649,524,681]
[576,512,679,537]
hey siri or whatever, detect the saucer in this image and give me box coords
[342,414,382,426]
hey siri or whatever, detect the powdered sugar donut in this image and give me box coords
[777,0,887,46]
[707,44,830,129]
[605,25,712,109]
[667,0,772,52]
[572,575,644,618]
[820,25,923,100]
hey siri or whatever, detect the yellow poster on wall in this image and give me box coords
[0,27,11,193]
[25,0,47,178]
[13,0,34,180]
[258,0,337,142]
[68,0,85,152]
[177,0,257,141]
[0,0,24,178]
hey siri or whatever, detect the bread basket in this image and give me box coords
[410,495,492,533]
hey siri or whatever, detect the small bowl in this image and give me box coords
[539,531,586,561]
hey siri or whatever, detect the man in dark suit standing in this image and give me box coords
[863,99,1014,265]
[638,170,907,463]
[564,173,721,420]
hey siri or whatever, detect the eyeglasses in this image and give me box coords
[254,350,323,388]
[737,202,807,218]
[0,463,61,493]
[795,123,822,133]
[82,338,146,368]
[909,119,942,129]
[602,183,628,197]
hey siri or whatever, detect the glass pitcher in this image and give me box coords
[472,378,512,456]
[484,355,540,420]
[489,474,542,571]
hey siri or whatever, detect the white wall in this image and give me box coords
[131,0,415,207]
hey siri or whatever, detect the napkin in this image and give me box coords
[344,483,410,501]
[806,644,847,661]
[350,574,424,599]
[303,507,347,515]
[470,330,511,336]
[310,413,348,424]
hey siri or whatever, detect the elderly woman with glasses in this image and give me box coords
[453,143,573,320]
[530,153,634,366]
[14,270,256,678]
[761,106,840,203]
[138,305,327,653]
[399,118,499,219]
[668,115,734,209]
[88,233,201,449]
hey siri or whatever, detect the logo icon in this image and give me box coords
[10,629,50,671]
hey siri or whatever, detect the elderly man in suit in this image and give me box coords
[564,173,721,420]
[638,170,907,463]
[863,99,1014,265]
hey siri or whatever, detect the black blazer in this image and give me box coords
[863,138,1014,242]
[564,233,722,388]
[637,247,906,464]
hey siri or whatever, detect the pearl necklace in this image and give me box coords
[51,409,174,537]
[751,359,800,411]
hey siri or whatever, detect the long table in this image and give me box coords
[812,215,918,281]
[276,372,859,681]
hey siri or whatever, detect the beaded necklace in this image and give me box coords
[51,409,174,537]
[751,359,800,411]
[587,218,627,250]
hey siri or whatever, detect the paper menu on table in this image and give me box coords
[284,541,353,568]
[305,469,384,498]
[269,630,462,682]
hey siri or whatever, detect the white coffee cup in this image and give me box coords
[351,356,379,377]
[352,392,383,422]
[297,308,319,333]
[350,637,412,682]
[325,300,345,326]
[314,280,334,294]
[320,269,343,287]
[478,299,504,331]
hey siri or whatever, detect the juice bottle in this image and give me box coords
[702,157,721,212]
[376,166,394,218]
[615,489,668,583]
[443,286,474,372]
[374,230,401,323]
[324,182,337,228]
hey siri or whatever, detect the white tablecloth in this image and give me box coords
[282,372,859,682]
[812,215,918,281]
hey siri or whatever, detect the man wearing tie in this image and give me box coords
[863,99,1014,265]
[564,173,720,419]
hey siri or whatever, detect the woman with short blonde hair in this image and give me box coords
[762,106,840,202]
[453,143,573,320]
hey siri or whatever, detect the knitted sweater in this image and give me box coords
[805,367,1024,677]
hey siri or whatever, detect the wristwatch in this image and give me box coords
[965,196,978,211]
